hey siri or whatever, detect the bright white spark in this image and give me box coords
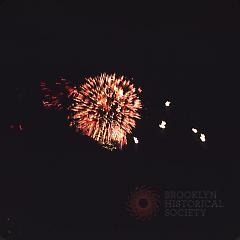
[165,101,171,107]
[133,137,139,144]
[200,133,206,142]
[192,128,198,133]
[159,120,167,129]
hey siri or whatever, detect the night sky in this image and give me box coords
[0,0,239,239]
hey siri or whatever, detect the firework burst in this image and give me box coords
[40,77,75,110]
[68,73,142,150]
[127,185,160,221]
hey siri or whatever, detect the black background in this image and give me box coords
[0,0,239,239]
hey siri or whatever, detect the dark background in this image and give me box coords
[0,0,239,239]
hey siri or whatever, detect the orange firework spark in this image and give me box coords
[127,185,160,221]
[68,73,142,150]
[40,77,74,110]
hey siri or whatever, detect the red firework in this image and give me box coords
[40,77,75,110]
[68,73,142,150]
[127,185,160,221]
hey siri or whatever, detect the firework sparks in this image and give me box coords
[159,120,167,129]
[10,123,23,132]
[133,137,139,144]
[192,128,198,133]
[200,133,206,142]
[165,100,171,107]
[40,77,75,110]
[127,185,160,221]
[68,73,142,150]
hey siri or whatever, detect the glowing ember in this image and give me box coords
[127,185,160,221]
[68,73,142,150]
